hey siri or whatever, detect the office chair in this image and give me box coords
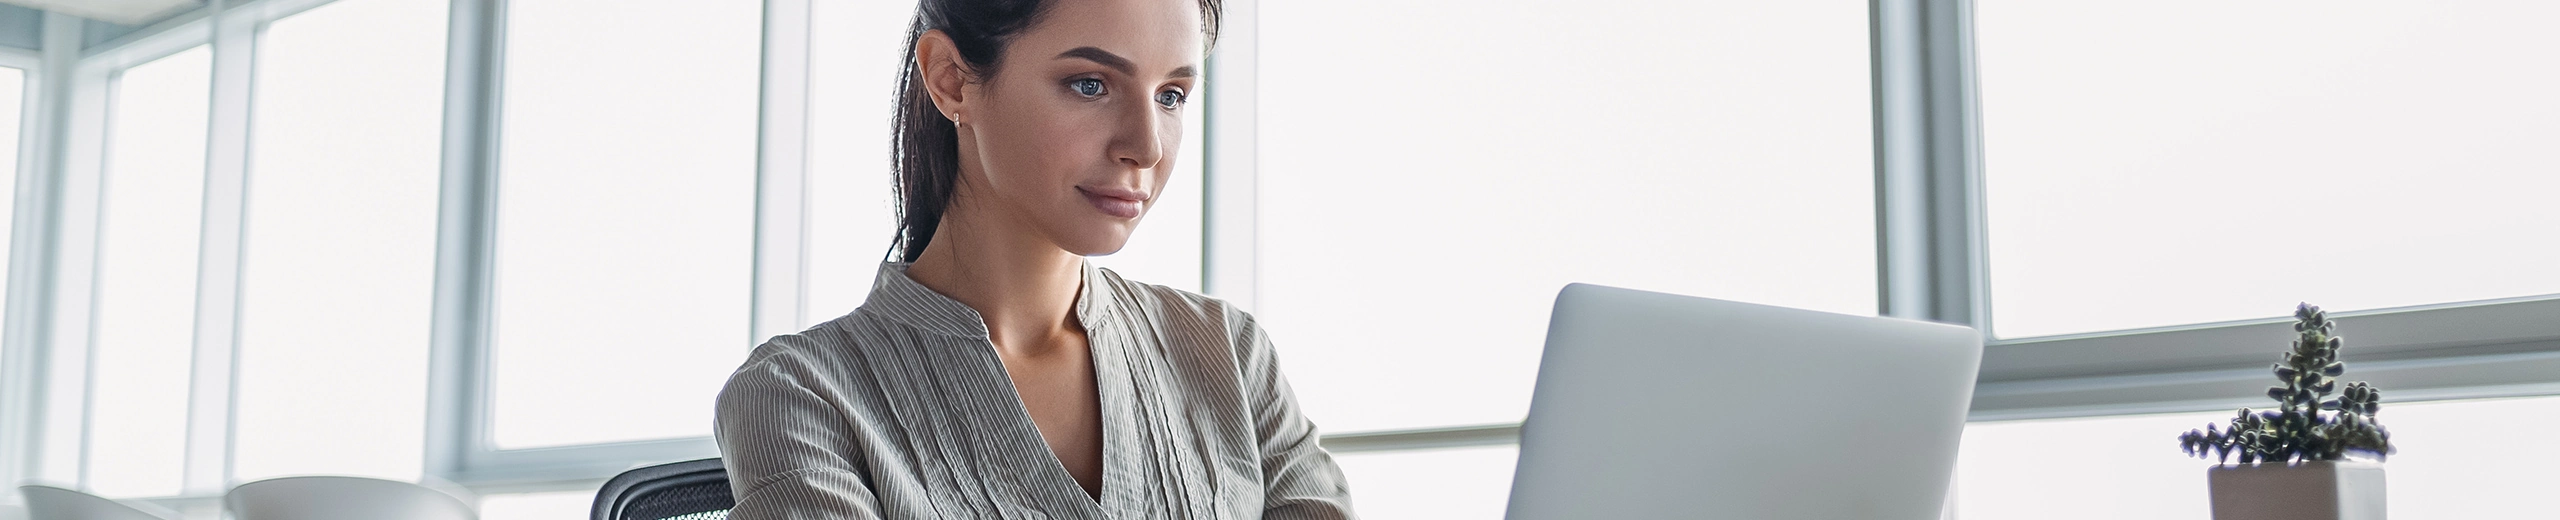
[592,458,732,520]
[224,476,476,520]
[17,485,178,520]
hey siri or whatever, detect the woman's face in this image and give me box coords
[943,0,1204,256]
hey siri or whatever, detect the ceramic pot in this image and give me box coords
[2208,461,2386,520]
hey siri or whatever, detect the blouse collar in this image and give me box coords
[860,260,1117,340]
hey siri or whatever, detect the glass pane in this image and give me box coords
[1955,394,2560,519]
[1259,1,1876,433]
[478,490,595,520]
[84,45,211,498]
[490,0,763,449]
[1979,1,2560,338]
[2372,394,2560,517]
[803,0,914,324]
[231,0,445,481]
[1954,411,2221,519]
[1334,445,1518,520]
[803,0,1204,328]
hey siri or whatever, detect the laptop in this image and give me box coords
[1504,283,1982,519]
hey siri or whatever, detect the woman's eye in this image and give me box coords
[1155,89,1186,108]
[1071,78,1106,97]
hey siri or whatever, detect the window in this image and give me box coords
[230,0,446,482]
[1955,394,2560,519]
[83,45,212,498]
[1977,0,2560,339]
[1257,1,1877,434]
[487,0,764,449]
[800,0,911,324]
[803,0,1206,326]
[477,490,596,520]
[1334,445,1519,520]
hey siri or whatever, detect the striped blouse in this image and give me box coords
[714,261,1358,519]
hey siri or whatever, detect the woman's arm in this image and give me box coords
[1236,317,1359,520]
[716,350,886,519]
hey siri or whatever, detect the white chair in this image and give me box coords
[17,485,177,520]
[224,476,476,520]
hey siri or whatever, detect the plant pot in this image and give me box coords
[2207,461,2386,520]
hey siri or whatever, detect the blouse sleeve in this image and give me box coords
[1236,315,1360,520]
[715,349,886,519]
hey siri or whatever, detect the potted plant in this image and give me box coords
[2177,303,2396,520]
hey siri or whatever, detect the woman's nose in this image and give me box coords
[1110,103,1168,170]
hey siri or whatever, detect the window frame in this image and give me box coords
[0,26,51,506]
[1924,0,2560,422]
[2,0,2553,511]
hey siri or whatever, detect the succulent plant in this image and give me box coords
[2178,304,2396,464]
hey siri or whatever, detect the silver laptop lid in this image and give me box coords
[1505,283,1982,519]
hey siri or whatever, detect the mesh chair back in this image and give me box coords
[593,458,732,520]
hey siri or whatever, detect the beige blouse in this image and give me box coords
[714,261,1357,519]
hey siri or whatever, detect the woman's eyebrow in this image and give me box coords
[1056,46,1197,80]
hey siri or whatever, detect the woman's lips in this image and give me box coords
[1078,186,1146,219]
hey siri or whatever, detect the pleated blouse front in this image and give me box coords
[713,261,1357,520]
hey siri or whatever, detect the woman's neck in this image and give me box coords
[905,206,1087,357]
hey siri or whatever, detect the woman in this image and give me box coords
[713,0,1355,518]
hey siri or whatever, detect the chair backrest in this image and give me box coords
[592,458,732,520]
[225,476,476,520]
[17,486,176,520]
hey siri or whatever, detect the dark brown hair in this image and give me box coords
[888,0,1222,263]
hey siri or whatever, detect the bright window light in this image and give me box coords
[1257,1,1877,433]
[477,489,596,520]
[1955,411,2223,519]
[1978,0,2560,338]
[489,0,763,449]
[83,45,211,498]
[231,0,446,482]
[801,0,913,326]
[1334,445,1519,520]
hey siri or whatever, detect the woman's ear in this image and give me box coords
[915,30,971,124]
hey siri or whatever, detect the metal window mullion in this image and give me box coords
[1202,0,1257,310]
[0,20,50,494]
[5,12,91,490]
[749,0,813,345]
[0,49,30,498]
[183,0,258,495]
[424,0,504,482]
[1318,423,1516,454]
[1870,0,1985,330]
[44,15,109,490]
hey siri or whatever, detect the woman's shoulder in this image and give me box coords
[726,310,886,385]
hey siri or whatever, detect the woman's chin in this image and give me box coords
[1056,228,1138,257]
